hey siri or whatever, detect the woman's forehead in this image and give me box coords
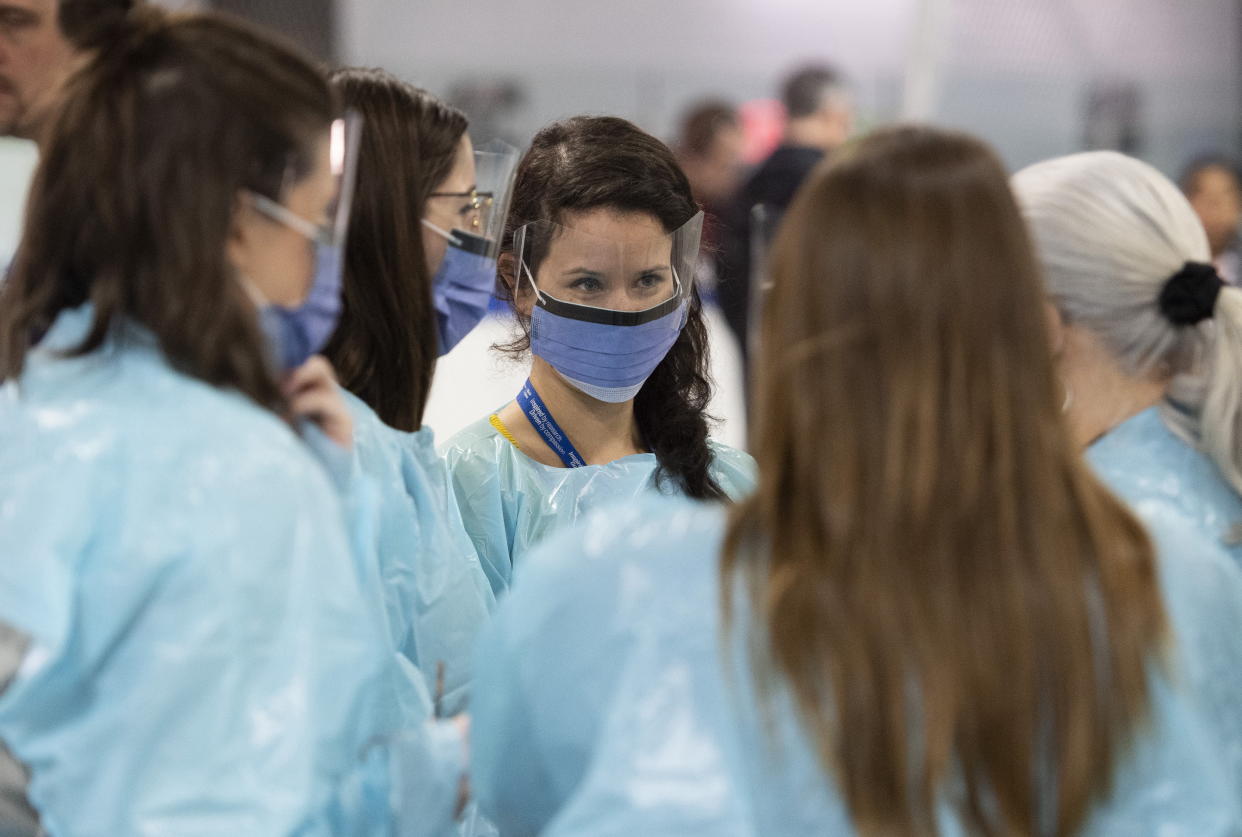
[555,208,666,244]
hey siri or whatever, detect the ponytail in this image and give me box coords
[1168,284,1242,496]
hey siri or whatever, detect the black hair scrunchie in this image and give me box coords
[1158,261,1224,326]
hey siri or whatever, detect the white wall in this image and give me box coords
[933,0,1242,172]
[340,0,1240,172]
[341,0,919,144]
[0,139,36,266]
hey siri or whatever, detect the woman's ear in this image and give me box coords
[498,252,536,318]
[226,192,257,279]
[497,252,517,294]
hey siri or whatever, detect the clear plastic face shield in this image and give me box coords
[512,211,705,403]
[424,139,521,259]
[424,139,521,355]
[514,211,705,325]
[243,112,362,371]
[748,202,783,360]
[249,112,363,251]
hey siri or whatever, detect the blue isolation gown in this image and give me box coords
[0,306,461,836]
[1088,405,1242,794]
[442,415,756,597]
[342,391,494,716]
[470,499,1242,836]
[1088,406,1242,563]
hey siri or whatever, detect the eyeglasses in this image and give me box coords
[428,189,495,219]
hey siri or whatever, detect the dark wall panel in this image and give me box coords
[210,0,335,63]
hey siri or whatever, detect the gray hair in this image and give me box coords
[1013,150,1242,495]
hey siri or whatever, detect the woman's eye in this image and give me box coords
[636,273,665,289]
[570,276,604,292]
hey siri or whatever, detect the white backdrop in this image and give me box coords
[1,0,1238,446]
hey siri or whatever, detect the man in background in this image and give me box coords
[676,99,745,296]
[718,63,853,368]
[0,0,133,146]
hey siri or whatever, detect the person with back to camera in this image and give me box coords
[468,126,1242,836]
[441,115,757,599]
[0,8,469,834]
[1015,150,1242,793]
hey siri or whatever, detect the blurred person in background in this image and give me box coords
[675,99,742,294]
[718,62,853,369]
[1181,154,1242,285]
[674,99,749,445]
[677,100,744,223]
[0,0,136,146]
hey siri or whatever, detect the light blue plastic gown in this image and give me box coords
[1088,406,1242,795]
[0,306,461,836]
[442,415,757,597]
[1088,406,1242,563]
[342,391,494,716]
[471,499,1242,836]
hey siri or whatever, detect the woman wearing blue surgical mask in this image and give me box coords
[324,71,506,424]
[0,11,463,834]
[317,68,502,716]
[442,116,757,598]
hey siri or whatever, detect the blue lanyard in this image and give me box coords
[516,379,587,468]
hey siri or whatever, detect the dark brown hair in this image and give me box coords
[498,115,726,500]
[0,8,336,413]
[323,68,468,432]
[58,0,138,49]
[782,63,844,119]
[678,100,737,158]
[723,126,1166,835]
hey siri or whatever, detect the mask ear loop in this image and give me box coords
[421,218,463,248]
[671,265,684,299]
[522,261,549,306]
[670,265,690,328]
[249,192,326,244]
[514,224,548,306]
[234,272,269,308]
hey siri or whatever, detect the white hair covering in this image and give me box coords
[1013,150,1242,496]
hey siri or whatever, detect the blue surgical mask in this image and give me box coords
[257,240,345,372]
[423,220,497,355]
[526,263,688,403]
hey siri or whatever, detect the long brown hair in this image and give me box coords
[0,8,336,413]
[498,116,726,500]
[723,126,1166,835]
[323,68,467,432]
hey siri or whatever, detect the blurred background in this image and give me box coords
[3,0,1239,442]
[4,0,1240,260]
